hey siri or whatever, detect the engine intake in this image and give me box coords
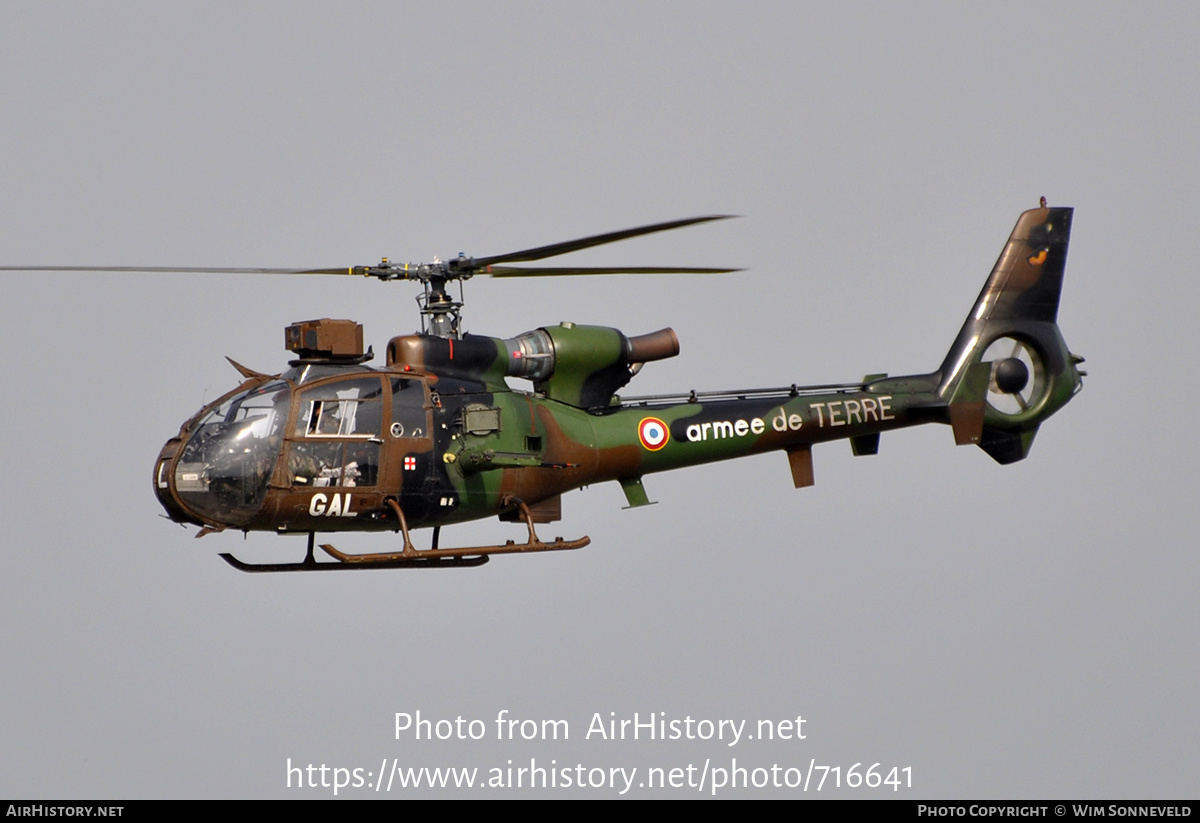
[505,323,679,408]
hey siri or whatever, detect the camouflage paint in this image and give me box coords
[154,206,1083,539]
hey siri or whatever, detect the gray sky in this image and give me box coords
[2,1,1197,798]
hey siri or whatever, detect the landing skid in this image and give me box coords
[219,499,589,573]
[218,548,490,572]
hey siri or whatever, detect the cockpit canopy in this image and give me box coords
[159,365,431,529]
[173,379,291,527]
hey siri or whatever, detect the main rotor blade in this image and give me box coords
[472,215,736,268]
[0,265,356,275]
[484,265,740,277]
[1,216,739,279]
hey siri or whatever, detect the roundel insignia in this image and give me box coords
[638,417,670,451]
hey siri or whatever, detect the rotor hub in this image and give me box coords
[994,357,1030,394]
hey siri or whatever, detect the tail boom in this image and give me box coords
[587,203,1084,497]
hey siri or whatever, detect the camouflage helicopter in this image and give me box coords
[5,202,1084,571]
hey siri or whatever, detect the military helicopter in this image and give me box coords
[4,202,1084,571]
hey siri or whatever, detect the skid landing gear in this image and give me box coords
[219,499,589,573]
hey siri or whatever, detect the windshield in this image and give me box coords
[174,380,291,526]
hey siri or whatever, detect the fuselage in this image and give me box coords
[152,351,947,535]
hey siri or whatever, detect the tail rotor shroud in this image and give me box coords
[981,335,1046,417]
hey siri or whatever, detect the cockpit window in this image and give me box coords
[287,440,380,487]
[174,380,291,526]
[286,376,386,487]
[390,378,428,438]
[295,377,385,438]
[196,380,285,429]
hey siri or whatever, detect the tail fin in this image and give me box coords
[939,204,1084,463]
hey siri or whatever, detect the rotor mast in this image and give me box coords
[352,254,477,338]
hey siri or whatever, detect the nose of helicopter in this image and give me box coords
[153,437,202,526]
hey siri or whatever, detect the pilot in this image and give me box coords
[316,400,343,435]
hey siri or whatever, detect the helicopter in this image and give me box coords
[4,202,1084,572]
